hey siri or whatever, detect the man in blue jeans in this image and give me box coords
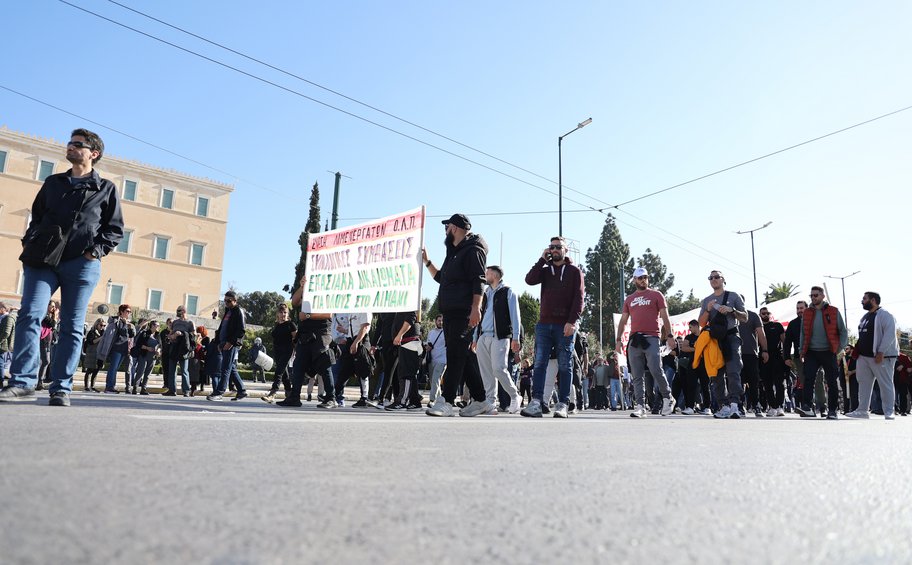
[521,236,585,419]
[0,128,123,407]
[207,291,248,402]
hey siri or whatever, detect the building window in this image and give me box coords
[186,295,199,316]
[196,196,209,218]
[148,289,163,311]
[160,188,174,209]
[153,236,170,260]
[38,160,55,181]
[0,150,7,173]
[123,180,137,202]
[116,230,133,253]
[189,242,204,266]
[109,284,125,305]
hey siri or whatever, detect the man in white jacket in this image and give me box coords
[846,291,899,420]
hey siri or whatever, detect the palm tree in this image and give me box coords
[763,282,799,304]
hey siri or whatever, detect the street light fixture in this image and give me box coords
[558,117,592,237]
[735,221,772,308]
[824,271,860,328]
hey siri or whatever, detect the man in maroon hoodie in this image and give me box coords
[520,236,585,418]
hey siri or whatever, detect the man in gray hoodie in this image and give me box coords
[846,291,898,420]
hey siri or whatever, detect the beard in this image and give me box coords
[862,301,872,311]
[444,233,455,246]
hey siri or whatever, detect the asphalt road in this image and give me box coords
[0,392,909,564]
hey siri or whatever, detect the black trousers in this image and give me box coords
[742,354,761,409]
[802,350,840,413]
[760,355,786,409]
[440,311,485,404]
[269,351,293,394]
[395,347,422,405]
[672,361,694,408]
[896,380,910,414]
[376,345,399,402]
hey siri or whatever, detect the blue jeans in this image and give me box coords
[167,356,190,393]
[609,379,624,409]
[531,323,576,404]
[0,351,9,386]
[105,350,129,390]
[9,256,101,394]
[214,346,245,395]
[132,353,154,388]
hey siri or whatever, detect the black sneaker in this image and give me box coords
[351,399,369,408]
[261,392,277,404]
[797,406,816,418]
[139,389,149,396]
[49,392,70,407]
[0,386,37,402]
[406,403,424,411]
[231,391,248,401]
[317,400,336,409]
[385,403,406,411]
[276,398,302,407]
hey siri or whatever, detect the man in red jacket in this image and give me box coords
[520,236,585,419]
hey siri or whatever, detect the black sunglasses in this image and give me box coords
[548,244,563,250]
[708,275,722,280]
[67,141,94,150]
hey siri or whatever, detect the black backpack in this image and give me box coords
[709,291,731,340]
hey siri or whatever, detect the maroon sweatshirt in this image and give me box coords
[525,257,585,325]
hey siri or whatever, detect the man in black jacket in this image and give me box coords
[421,213,493,417]
[208,290,249,401]
[0,128,123,407]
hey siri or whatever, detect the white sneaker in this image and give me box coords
[508,396,521,414]
[767,408,778,418]
[713,405,732,419]
[630,405,647,418]
[681,407,695,415]
[520,399,542,418]
[661,396,676,416]
[844,410,869,419]
[776,408,786,417]
[729,402,741,420]
[425,398,455,417]
[701,407,712,415]
[553,402,569,418]
[459,399,496,417]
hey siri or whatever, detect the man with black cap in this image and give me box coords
[421,214,493,417]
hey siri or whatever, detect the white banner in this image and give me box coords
[301,206,425,314]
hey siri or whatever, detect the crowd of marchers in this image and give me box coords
[0,127,909,418]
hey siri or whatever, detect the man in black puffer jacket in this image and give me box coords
[421,214,493,417]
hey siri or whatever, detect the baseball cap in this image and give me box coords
[632,267,648,279]
[441,213,471,230]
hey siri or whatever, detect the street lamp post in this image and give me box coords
[736,221,772,307]
[824,271,860,328]
[558,117,592,237]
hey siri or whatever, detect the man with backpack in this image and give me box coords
[698,270,749,420]
[165,306,196,397]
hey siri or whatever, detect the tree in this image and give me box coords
[518,292,540,343]
[581,214,634,348]
[763,282,799,304]
[666,289,702,316]
[237,290,288,327]
[284,182,322,306]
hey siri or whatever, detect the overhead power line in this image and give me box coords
[56,0,610,216]
[102,0,610,207]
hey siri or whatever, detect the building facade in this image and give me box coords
[0,127,232,319]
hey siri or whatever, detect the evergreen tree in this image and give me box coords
[582,214,634,347]
[634,248,674,294]
[284,182,321,306]
[666,289,702,316]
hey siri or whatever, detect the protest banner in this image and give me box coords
[301,206,425,313]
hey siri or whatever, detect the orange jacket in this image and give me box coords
[692,330,725,377]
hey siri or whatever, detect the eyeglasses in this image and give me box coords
[708,275,722,280]
[66,141,94,150]
[548,245,563,250]
[810,293,821,298]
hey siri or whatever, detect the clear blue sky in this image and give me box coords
[4,0,911,335]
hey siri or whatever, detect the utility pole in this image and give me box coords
[327,171,352,230]
[825,271,860,329]
[599,262,603,354]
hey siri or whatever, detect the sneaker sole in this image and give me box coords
[0,396,38,402]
